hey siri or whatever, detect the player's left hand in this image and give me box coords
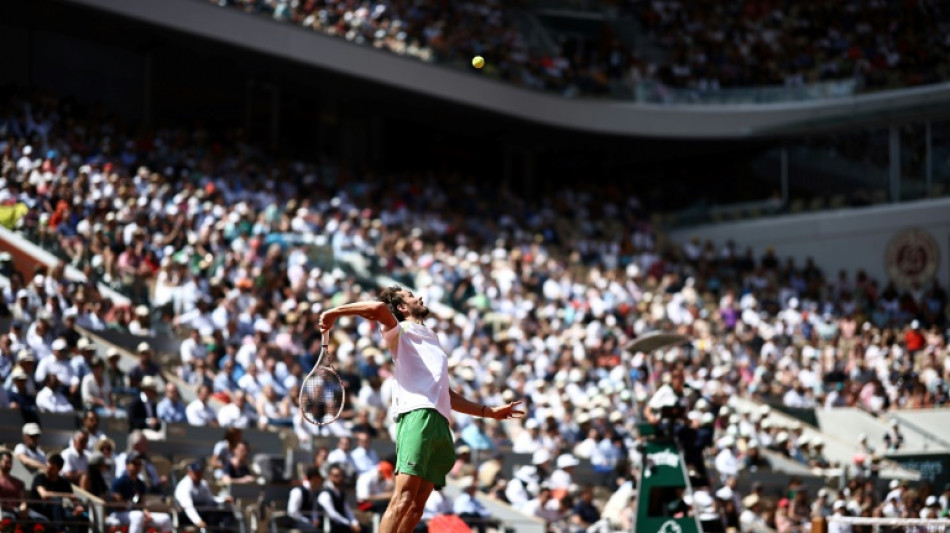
[488,401,525,420]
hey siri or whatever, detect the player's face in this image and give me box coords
[399,290,429,319]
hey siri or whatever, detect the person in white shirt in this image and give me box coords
[237,359,264,398]
[319,288,523,533]
[326,437,358,482]
[81,357,115,414]
[36,374,75,413]
[60,430,90,483]
[827,501,852,533]
[35,338,78,396]
[715,436,739,479]
[185,384,218,427]
[174,461,235,530]
[355,461,394,514]
[453,476,494,533]
[523,486,563,525]
[513,419,544,454]
[549,454,578,491]
[350,432,380,475]
[217,390,257,429]
[505,465,539,507]
[14,423,47,471]
[740,494,767,533]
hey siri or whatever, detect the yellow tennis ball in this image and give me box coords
[472,56,485,69]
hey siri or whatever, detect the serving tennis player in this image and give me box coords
[319,286,524,533]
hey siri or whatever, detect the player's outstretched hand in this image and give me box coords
[318,312,335,332]
[488,400,525,420]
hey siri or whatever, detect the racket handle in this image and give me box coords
[322,329,330,346]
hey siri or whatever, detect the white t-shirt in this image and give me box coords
[381,322,452,422]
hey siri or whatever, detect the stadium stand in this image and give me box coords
[1,86,949,533]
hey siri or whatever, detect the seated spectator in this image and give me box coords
[8,366,38,422]
[256,383,291,428]
[453,475,495,533]
[287,467,325,533]
[523,485,563,526]
[36,374,74,413]
[104,349,128,395]
[460,417,495,452]
[326,436,358,482]
[60,430,90,483]
[183,357,214,390]
[71,337,97,386]
[35,337,79,400]
[115,431,165,494]
[550,454,579,494]
[157,382,187,424]
[93,437,118,488]
[211,427,243,480]
[81,356,116,415]
[106,451,173,533]
[81,409,107,451]
[213,358,240,394]
[13,423,46,471]
[350,431,380,476]
[186,383,219,427]
[127,342,161,389]
[178,327,206,371]
[0,450,46,522]
[174,461,236,531]
[318,465,360,533]
[30,454,89,532]
[80,451,113,500]
[221,441,258,485]
[450,445,476,480]
[355,460,394,514]
[128,375,161,436]
[572,486,601,531]
[217,390,257,429]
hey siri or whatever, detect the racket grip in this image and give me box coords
[322,329,330,346]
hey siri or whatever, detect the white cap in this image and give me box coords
[718,436,735,448]
[137,342,152,353]
[833,500,846,511]
[556,454,580,469]
[525,419,540,430]
[22,423,42,435]
[51,338,67,351]
[889,480,900,489]
[531,449,551,465]
[140,376,160,390]
[715,486,734,500]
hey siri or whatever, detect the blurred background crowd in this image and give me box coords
[1,87,949,533]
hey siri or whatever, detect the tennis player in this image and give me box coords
[319,286,524,533]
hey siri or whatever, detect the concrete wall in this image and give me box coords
[670,198,950,287]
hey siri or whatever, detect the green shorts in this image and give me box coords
[395,408,455,488]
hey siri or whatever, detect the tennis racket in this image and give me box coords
[298,330,345,426]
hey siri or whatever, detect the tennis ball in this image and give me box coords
[472,56,485,69]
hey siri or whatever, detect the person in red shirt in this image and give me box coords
[905,320,925,353]
[0,450,44,522]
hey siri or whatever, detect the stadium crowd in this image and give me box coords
[207,0,950,99]
[1,91,950,533]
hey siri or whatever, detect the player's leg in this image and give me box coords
[379,472,424,533]
[395,479,434,533]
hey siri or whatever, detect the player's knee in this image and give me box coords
[391,490,415,514]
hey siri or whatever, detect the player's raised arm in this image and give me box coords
[319,301,398,331]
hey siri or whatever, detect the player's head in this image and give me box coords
[378,286,429,321]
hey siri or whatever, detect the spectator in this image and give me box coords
[572,486,601,531]
[213,358,240,394]
[523,485,563,526]
[127,342,161,389]
[35,337,78,398]
[174,461,236,531]
[30,454,89,531]
[115,431,165,494]
[81,356,115,415]
[217,390,257,429]
[156,382,187,424]
[0,450,43,522]
[71,337,97,385]
[93,438,118,487]
[106,451,173,533]
[220,441,257,485]
[460,417,494,452]
[355,460,394,514]
[453,475,494,533]
[80,452,113,500]
[318,465,360,533]
[186,383,219,427]
[505,465,540,508]
[211,427,243,480]
[513,419,543,454]
[883,419,904,452]
[740,494,767,532]
[104,348,127,395]
[287,467,325,533]
[256,383,291,428]
[8,367,38,422]
[13,423,47,471]
[350,432,380,476]
[128,375,162,435]
[550,454,579,492]
[326,436,358,482]
[178,327,206,370]
[60,430,90,483]
[81,409,107,451]
[36,374,74,413]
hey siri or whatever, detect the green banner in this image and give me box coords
[636,440,703,533]
[885,453,950,490]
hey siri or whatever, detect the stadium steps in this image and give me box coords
[815,407,949,454]
[729,397,920,481]
[891,408,950,450]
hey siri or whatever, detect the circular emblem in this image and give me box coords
[884,228,940,286]
[659,520,683,533]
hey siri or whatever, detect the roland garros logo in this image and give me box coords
[884,228,939,286]
[658,520,683,533]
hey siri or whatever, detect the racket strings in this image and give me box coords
[301,368,344,425]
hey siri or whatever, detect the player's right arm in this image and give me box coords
[319,301,398,331]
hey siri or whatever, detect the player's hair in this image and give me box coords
[377,286,407,322]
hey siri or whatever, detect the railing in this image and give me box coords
[628,78,860,105]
